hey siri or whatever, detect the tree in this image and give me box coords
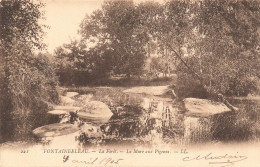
[79,0,147,78]
[0,0,58,141]
[54,40,114,85]
[55,40,89,71]
[191,0,260,96]
[161,0,260,111]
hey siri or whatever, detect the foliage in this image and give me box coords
[192,0,260,96]
[165,0,260,97]
[55,0,173,85]
[78,0,151,77]
[148,56,176,77]
[55,0,161,85]
[56,0,259,96]
[54,40,115,86]
[0,0,59,141]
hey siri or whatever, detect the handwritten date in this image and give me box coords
[65,155,123,166]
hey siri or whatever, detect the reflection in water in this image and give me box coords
[183,116,211,144]
[37,93,259,148]
[74,95,188,147]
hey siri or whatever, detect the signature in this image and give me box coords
[182,152,247,167]
[63,155,123,166]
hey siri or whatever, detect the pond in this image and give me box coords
[33,87,260,148]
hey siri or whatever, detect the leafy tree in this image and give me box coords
[54,39,115,85]
[161,0,260,111]
[55,40,89,71]
[56,0,260,108]
[0,0,58,141]
[79,0,147,78]
[191,0,260,96]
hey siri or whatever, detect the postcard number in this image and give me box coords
[20,150,29,153]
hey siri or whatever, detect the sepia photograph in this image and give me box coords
[0,0,260,166]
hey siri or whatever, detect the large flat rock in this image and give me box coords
[32,123,79,138]
[183,98,232,117]
[123,86,170,96]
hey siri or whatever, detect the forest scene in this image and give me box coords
[0,0,260,150]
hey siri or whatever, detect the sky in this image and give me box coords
[42,0,103,53]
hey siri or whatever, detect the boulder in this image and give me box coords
[183,98,232,117]
[77,101,113,124]
[66,92,79,98]
[32,123,79,138]
[79,101,112,116]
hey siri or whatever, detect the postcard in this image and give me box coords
[0,0,260,166]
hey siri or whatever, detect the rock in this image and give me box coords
[183,98,232,117]
[74,94,93,106]
[66,92,79,98]
[54,105,81,112]
[77,101,113,125]
[32,123,79,138]
[60,96,75,105]
[77,94,93,101]
[123,86,170,96]
[79,101,112,116]
[47,110,67,115]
